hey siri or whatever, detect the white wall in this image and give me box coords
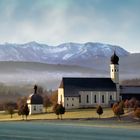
[110,64,119,84]
[79,91,117,108]
[64,97,79,109]
[28,104,43,115]
[58,88,64,106]
[58,88,117,109]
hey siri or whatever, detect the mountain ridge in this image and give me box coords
[0,42,129,66]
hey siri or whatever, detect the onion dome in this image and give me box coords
[28,85,43,104]
[111,52,119,64]
[29,94,43,104]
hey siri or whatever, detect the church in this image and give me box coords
[58,53,121,109]
[27,85,43,114]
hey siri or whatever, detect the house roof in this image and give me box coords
[60,77,117,97]
[120,86,140,94]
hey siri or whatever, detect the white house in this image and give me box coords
[27,85,43,115]
[58,52,120,109]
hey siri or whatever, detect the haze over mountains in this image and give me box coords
[0,42,139,89]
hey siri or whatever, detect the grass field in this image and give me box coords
[0,108,140,130]
[0,108,115,121]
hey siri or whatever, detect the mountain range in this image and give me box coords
[0,42,139,89]
[0,42,129,65]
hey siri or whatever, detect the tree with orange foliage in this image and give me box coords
[134,108,140,119]
[50,90,58,105]
[112,101,124,120]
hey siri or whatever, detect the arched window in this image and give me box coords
[94,95,97,103]
[79,95,81,103]
[110,95,112,100]
[34,106,36,111]
[102,95,105,103]
[87,95,89,103]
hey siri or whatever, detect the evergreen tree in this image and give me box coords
[96,105,103,119]
[23,103,29,120]
[59,104,65,120]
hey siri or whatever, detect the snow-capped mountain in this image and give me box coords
[0,42,129,67]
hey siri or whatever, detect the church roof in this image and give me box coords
[60,77,117,97]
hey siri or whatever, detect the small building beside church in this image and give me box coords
[58,52,120,109]
[120,86,140,100]
[27,85,43,115]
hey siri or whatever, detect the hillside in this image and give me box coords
[0,42,139,89]
[0,61,97,89]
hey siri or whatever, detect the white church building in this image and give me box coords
[27,85,43,115]
[58,53,120,109]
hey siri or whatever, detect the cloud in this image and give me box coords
[0,0,139,52]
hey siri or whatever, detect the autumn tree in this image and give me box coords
[50,90,58,105]
[112,102,124,120]
[96,105,103,119]
[43,94,51,112]
[134,108,140,119]
[134,100,140,110]
[124,98,140,112]
[128,98,137,108]
[17,97,27,120]
[124,99,129,109]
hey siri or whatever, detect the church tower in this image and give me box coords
[110,52,120,101]
[110,52,119,84]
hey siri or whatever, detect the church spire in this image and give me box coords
[34,85,37,94]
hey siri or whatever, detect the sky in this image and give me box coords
[0,0,140,52]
